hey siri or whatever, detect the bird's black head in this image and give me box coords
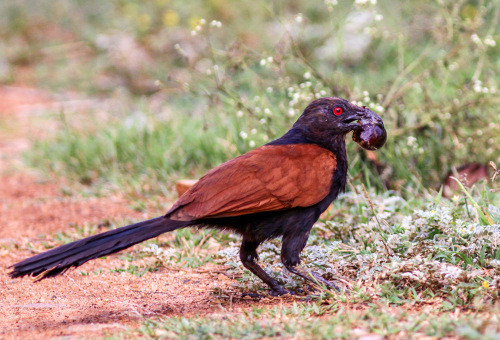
[291,97,386,150]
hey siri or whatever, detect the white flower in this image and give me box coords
[471,33,481,44]
[473,80,483,93]
[484,36,496,47]
[210,20,222,28]
[407,136,417,147]
[239,131,248,139]
[304,72,311,79]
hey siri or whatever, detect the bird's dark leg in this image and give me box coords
[281,231,340,292]
[239,238,288,296]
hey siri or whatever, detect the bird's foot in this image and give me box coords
[310,272,341,292]
[269,287,291,296]
[268,287,308,296]
[241,292,262,300]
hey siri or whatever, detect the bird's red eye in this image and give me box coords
[333,107,343,115]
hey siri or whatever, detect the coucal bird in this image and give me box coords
[9,97,386,296]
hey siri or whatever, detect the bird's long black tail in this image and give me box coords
[9,216,189,281]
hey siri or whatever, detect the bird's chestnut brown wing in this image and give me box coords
[166,144,337,221]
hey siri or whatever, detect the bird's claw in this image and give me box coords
[241,292,262,300]
[269,287,291,296]
[310,272,341,292]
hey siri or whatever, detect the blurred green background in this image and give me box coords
[1,0,498,196]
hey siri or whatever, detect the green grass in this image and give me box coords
[127,303,500,339]
[27,110,243,194]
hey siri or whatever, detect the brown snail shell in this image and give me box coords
[352,123,387,150]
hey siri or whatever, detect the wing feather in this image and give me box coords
[167,144,337,221]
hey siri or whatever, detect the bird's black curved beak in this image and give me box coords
[356,106,385,128]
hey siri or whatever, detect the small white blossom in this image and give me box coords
[484,36,496,47]
[210,20,222,28]
[473,80,483,93]
[407,136,417,147]
[471,33,481,45]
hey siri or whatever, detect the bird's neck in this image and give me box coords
[271,127,348,157]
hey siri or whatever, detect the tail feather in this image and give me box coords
[9,216,188,280]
